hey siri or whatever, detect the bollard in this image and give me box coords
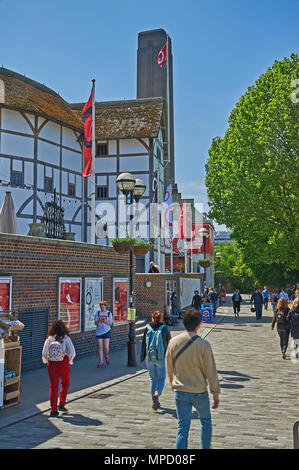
[293,421,299,449]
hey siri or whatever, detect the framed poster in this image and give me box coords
[58,278,81,333]
[84,277,103,331]
[0,278,12,314]
[113,278,128,325]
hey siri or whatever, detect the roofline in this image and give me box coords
[0,67,62,100]
[70,97,165,109]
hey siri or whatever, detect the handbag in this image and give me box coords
[250,306,256,313]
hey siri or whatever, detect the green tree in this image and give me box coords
[206,54,299,272]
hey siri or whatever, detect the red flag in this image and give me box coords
[179,203,186,239]
[82,89,93,177]
[157,43,167,67]
[178,203,192,240]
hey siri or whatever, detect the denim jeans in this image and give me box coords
[174,390,212,449]
[212,301,217,316]
[146,358,166,396]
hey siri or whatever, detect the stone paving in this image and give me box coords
[0,297,298,449]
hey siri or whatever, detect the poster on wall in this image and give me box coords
[58,278,81,333]
[84,277,103,331]
[113,278,128,324]
[0,278,12,314]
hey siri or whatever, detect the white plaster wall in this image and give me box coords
[39,121,60,144]
[37,164,44,189]
[54,168,60,192]
[108,175,116,197]
[24,162,34,185]
[75,175,82,197]
[0,156,10,181]
[1,133,34,158]
[18,217,33,236]
[119,139,148,154]
[62,127,81,151]
[108,140,117,154]
[95,157,116,173]
[38,139,60,166]
[119,156,149,173]
[20,199,33,216]
[61,171,68,194]
[1,109,33,134]
[62,149,81,172]
[12,159,22,171]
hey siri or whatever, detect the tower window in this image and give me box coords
[44,176,53,192]
[11,170,23,187]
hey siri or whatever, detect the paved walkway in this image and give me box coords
[0,297,298,449]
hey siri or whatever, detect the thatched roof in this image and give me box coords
[71,97,166,140]
[0,68,82,130]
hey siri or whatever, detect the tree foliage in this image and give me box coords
[206,54,299,272]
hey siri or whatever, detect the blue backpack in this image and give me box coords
[146,324,165,361]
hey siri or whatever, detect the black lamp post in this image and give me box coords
[116,172,146,367]
[198,227,210,292]
[216,252,222,305]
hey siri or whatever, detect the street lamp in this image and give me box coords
[116,172,146,367]
[198,227,210,291]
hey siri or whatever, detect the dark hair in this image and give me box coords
[152,310,162,322]
[183,309,202,331]
[47,320,69,341]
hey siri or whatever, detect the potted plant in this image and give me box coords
[198,259,212,268]
[112,238,135,253]
[133,241,152,256]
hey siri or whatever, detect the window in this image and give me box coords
[11,170,23,187]
[97,143,108,156]
[44,176,53,193]
[68,182,75,197]
[96,185,108,199]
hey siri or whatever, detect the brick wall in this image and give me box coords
[135,273,203,320]
[0,233,131,370]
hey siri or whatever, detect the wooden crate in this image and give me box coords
[3,336,20,349]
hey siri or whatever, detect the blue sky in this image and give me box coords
[0,0,298,229]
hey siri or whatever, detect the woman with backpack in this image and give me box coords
[42,320,76,417]
[232,290,243,318]
[94,300,113,368]
[271,298,290,359]
[287,299,299,361]
[140,310,171,410]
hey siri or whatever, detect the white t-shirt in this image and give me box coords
[42,335,76,365]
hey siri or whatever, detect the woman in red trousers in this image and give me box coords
[42,320,76,417]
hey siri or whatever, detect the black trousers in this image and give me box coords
[277,329,290,353]
[233,301,241,314]
[263,298,269,309]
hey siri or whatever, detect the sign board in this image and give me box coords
[58,278,81,333]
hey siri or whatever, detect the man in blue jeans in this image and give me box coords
[166,309,220,449]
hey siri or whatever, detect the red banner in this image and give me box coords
[82,89,93,177]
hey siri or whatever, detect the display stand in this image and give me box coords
[0,336,22,408]
[0,313,24,410]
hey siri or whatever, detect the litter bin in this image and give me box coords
[201,303,213,323]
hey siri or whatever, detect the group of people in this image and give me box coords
[250,285,299,319]
[140,308,219,449]
[271,295,299,360]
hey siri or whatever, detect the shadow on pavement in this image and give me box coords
[218,369,259,389]
[59,413,103,427]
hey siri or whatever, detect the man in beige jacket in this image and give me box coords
[166,309,220,449]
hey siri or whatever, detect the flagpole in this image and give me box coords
[166,34,173,274]
[184,202,188,273]
[91,78,96,244]
[170,184,173,273]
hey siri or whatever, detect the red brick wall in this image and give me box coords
[135,273,203,320]
[0,234,131,369]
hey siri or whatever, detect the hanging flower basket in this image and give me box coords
[112,238,135,254]
[198,259,211,268]
[133,242,151,256]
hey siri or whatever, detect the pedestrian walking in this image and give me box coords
[287,299,299,361]
[140,310,171,410]
[250,287,263,320]
[171,292,179,324]
[42,320,76,417]
[191,290,202,311]
[220,287,226,305]
[209,289,218,317]
[148,261,160,273]
[232,290,243,318]
[94,300,113,368]
[262,286,269,310]
[202,289,211,303]
[271,289,279,312]
[271,298,290,359]
[166,308,220,449]
[279,288,290,301]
